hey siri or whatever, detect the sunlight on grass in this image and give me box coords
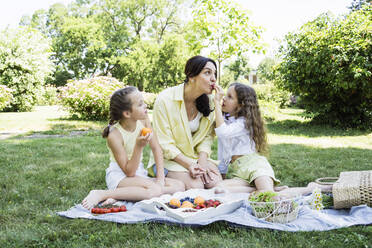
[0,105,105,135]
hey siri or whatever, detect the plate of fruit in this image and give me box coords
[138,193,243,222]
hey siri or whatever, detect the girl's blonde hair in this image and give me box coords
[230,82,268,154]
[102,86,137,138]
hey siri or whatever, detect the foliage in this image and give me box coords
[257,57,277,84]
[224,55,250,81]
[59,76,125,120]
[190,0,264,83]
[36,85,60,106]
[25,0,187,88]
[220,69,235,89]
[276,7,372,127]
[114,35,192,92]
[348,0,371,11]
[253,83,291,108]
[0,85,13,111]
[0,27,54,111]
[248,191,278,202]
[142,91,157,110]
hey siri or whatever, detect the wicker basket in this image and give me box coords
[316,170,372,209]
[248,199,299,223]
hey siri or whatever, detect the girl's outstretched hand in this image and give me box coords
[136,132,153,148]
[213,85,224,106]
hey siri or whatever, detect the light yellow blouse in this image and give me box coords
[108,121,144,163]
[151,83,216,172]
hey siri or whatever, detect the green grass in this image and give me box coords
[1,106,371,247]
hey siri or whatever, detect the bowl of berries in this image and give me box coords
[138,192,243,222]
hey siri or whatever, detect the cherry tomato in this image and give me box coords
[119,205,127,212]
[112,207,120,213]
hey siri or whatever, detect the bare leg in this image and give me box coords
[277,182,332,199]
[167,171,204,190]
[215,178,288,194]
[161,178,185,194]
[81,176,162,209]
[254,176,275,192]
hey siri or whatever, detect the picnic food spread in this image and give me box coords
[91,204,127,214]
[167,196,221,211]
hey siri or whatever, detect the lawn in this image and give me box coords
[0,106,371,247]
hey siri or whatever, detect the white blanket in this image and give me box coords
[57,189,372,231]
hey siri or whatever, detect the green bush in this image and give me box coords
[276,7,372,127]
[0,27,54,111]
[253,83,291,108]
[142,91,157,110]
[0,85,13,111]
[59,76,125,120]
[36,85,59,106]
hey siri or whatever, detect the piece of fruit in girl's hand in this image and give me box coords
[169,198,181,208]
[141,127,152,136]
[194,196,205,205]
[181,201,194,208]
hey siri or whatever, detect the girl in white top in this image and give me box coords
[213,83,331,197]
[82,87,185,209]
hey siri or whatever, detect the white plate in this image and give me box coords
[137,190,244,223]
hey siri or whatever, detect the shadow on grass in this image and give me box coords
[268,143,372,187]
[267,119,372,137]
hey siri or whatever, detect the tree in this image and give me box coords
[0,27,54,111]
[348,0,371,11]
[257,57,277,84]
[224,55,250,82]
[276,7,372,127]
[190,0,264,83]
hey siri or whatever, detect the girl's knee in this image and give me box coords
[174,180,186,192]
[144,183,162,199]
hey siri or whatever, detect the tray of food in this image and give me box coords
[138,192,243,222]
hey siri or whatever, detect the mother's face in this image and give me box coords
[190,62,217,95]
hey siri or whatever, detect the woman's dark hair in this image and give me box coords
[184,55,217,117]
[231,82,268,154]
[102,86,137,138]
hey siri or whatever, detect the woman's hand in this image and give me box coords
[135,132,153,148]
[188,163,206,179]
[197,158,217,185]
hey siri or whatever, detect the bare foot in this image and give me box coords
[274,185,289,192]
[101,198,117,206]
[81,190,107,210]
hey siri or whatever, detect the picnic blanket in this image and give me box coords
[57,189,372,232]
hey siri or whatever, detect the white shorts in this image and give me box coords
[105,161,149,190]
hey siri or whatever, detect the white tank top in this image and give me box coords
[189,112,202,133]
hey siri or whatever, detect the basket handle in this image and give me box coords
[315,177,338,185]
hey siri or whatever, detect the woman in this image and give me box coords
[151,56,223,189]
